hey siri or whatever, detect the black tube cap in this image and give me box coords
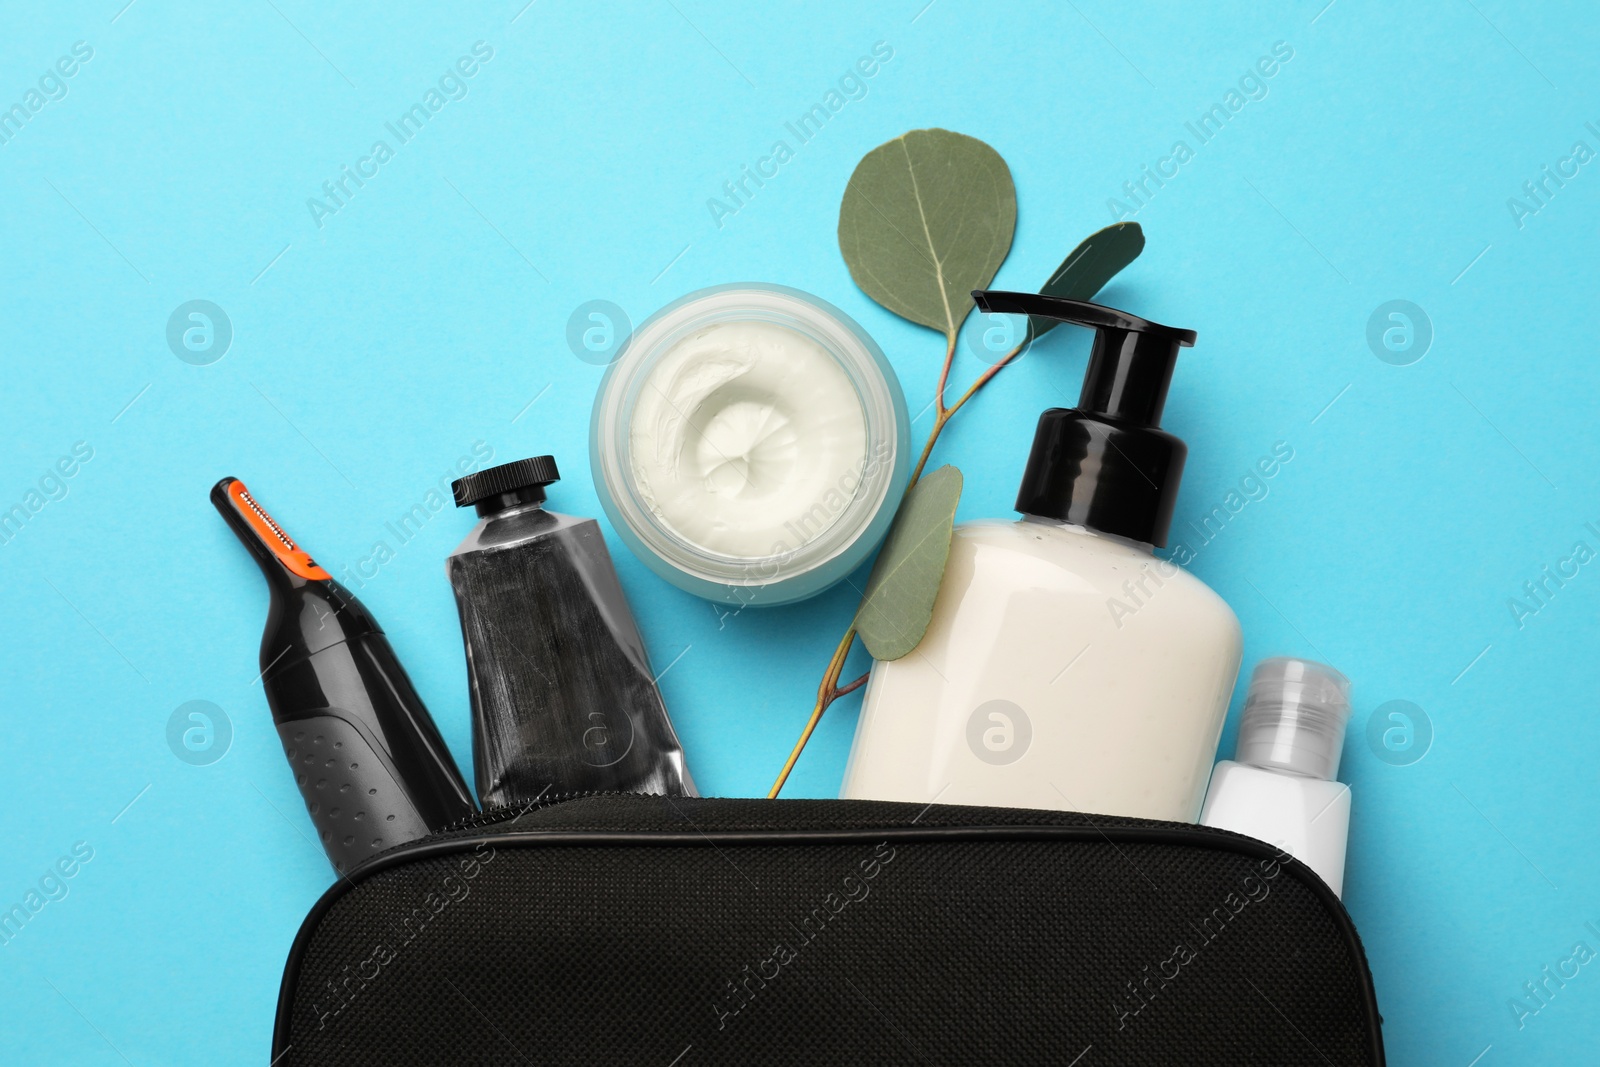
[972,290,1197,547]
[452,456,561,516]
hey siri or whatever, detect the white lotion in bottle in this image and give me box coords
[841,290,1242,822]
[1200,658,1353,896]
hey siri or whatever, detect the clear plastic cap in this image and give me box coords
[1234,657,1351,780]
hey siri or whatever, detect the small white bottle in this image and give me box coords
[1200,658,1352,897]
[840,291,1242,823]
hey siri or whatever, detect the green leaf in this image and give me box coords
[1028,221,1145,338]
[853,465,963,661]
[838,130,1016,339]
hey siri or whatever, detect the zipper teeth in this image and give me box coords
[357,792,650,869]
[404,795,1260,871]
[435,794,1243,838]
[237,486,298,553]
[435,789,637,835]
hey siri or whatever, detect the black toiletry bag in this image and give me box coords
[272,795,1384,1065]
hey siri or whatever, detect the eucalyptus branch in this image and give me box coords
[768,331,1026,798]
[907,329,962,487]
[947,332,1028,419]
[768,626,855,797]
[833,671,869,698]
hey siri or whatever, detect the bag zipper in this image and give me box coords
[435,789,642,834]
[358,789,659,870]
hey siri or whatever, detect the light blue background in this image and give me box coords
[1,1,1595,1063]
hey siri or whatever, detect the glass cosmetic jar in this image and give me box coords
[591,283,909,606]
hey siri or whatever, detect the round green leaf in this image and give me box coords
[853,465,963,661]
[838,130,1016,338]
[1029,222,1145,338]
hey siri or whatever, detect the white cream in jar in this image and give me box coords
[628,320,868,559]
[591,284,908,606]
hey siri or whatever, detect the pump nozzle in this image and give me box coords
[971,290,1198,547]
[972,290,1196,345]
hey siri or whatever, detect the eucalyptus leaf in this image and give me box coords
[1028,221,1145,337]
[853,465,963,661]
[838,130,1016,339]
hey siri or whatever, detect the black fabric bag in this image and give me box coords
[272,795,1385,1065]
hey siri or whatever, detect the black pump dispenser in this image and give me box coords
[972,290,1197,547]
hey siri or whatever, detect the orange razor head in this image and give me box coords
[224,479,331,581]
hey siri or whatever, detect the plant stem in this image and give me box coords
[833,671,869,697]
[905,409,948,489]
[906,331,960,487]
[767,332,1027,798]
[946,338,1025,420]
[768,627,856,798]
[932,331,957,418]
